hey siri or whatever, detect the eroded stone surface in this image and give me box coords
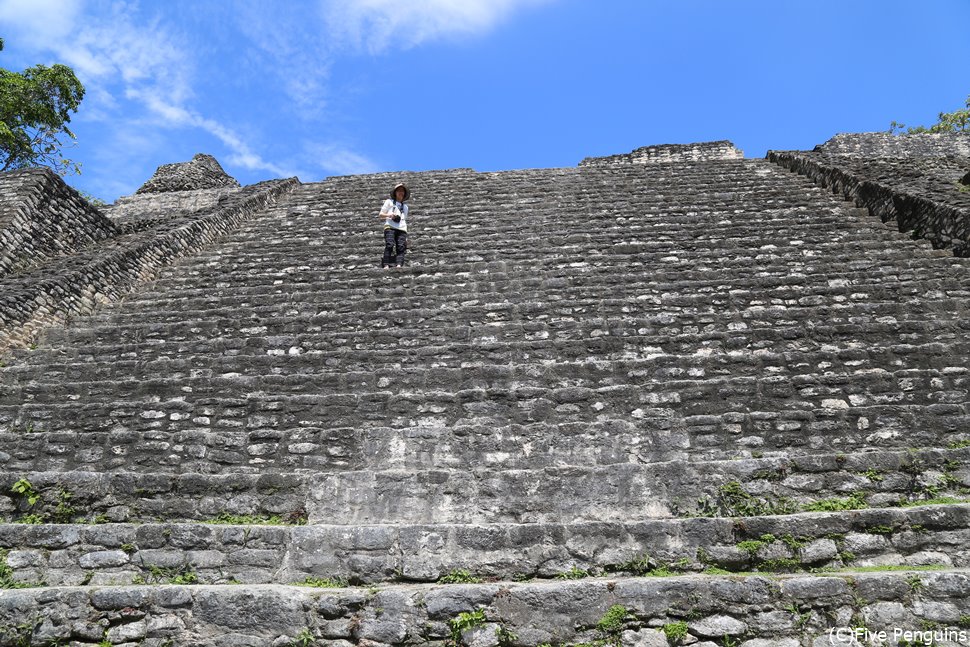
[136,153,240,194]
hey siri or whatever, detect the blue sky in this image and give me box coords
[1,0,968,202]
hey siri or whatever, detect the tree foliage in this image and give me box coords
[890,94,970,135]
[0,37,86,174]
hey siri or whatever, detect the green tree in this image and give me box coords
[890,94,970,135]
[0,37,85,174]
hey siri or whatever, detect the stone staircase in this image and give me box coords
[1,143,970,646]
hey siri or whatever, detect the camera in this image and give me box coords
[392,214,402,223]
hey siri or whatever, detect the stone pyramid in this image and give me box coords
[0,135,969,646]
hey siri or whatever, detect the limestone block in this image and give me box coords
[689,614,747,638]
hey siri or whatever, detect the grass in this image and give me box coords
[596,605,632,635]
[736,539,767,557]
[695,480,797,517]
[438,569,483,584]
[139,564,200,585]
[291,628,316,647]
[662,621,689,643]
[204,512,289,525]
[298,576,347,588]
[555,566,590,580]
[802,492,868,512]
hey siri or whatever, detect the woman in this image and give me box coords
[379,182,409,269]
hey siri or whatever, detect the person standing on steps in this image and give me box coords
[380,182,409,269]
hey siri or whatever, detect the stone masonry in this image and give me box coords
[0,137,970,646]
[0,168,120,277]
[136,153,240,194]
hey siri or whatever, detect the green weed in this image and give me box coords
[597,605,631,635]
[662,621,689,644]
[438,569,483,584]
[298,576,347,588]
[449,609,486,644]
[803,492,868,512]
[555,566,590,580]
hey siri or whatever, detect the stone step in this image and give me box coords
[37,312,962,363]
[163,210,895,243]
[214,224,909,262]
[90,257,970,312]
[212,218,903,251]
[111,268,968,315]
[307,449,970,525]
[4,369,968,450]
[2,571,970,646]
[24,309,970,368]
[5,353,968,425]
[2,447,968,524]
[2,504,969,588]
[2,382,968,472]
[26,272,970,337]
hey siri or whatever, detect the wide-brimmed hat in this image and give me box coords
[390,183,410,201]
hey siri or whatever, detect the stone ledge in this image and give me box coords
[2,445,969,523]
[1,505,969,587]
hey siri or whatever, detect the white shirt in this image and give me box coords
[380,199,408,232]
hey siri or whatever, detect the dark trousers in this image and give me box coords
[382,228,407,267]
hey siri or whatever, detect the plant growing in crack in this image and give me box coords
[449,609,487,645]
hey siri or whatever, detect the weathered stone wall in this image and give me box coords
[2,573,969,647]
[1,503,969,589]
[816,132,970,158]
[136,153,241,194]
[0,471,309,524]
[769,150,970,256]
[106,187,239,232]
[0,178,298,352]
[0,168,120,277]
[581,141,744,166]
[769,132,970,256]
[2,446,967,528]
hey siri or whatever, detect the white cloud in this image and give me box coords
[233,1,333,114]
[323,0,554,53]
[127,88,298,178]
[1,0,299,192]
[0,0,81,43]
[2,0,558,198]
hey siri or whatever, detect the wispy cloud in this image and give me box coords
[127,88,297,178]
[233,1,333,115]
[0,0,295,193]
[0,0,558,198]
[322,0,554,53]
[1,0,192,106]
[305,142,381,176]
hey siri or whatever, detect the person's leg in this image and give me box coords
[395,231,408,267]
[382,229,395,268]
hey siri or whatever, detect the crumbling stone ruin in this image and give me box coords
[0,133,969,646]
